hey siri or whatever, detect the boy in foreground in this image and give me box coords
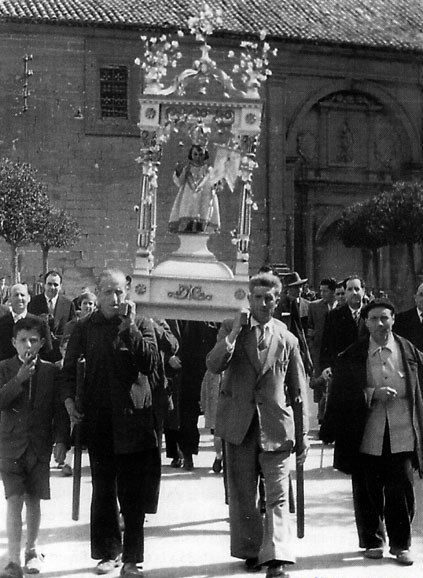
[0,318,68,577]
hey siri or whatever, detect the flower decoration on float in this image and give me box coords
[135,33,183,92]
[187,2,223,42]
[228,29,278,98]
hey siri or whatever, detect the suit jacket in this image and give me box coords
[307,298,331,374]
[0,355,69,461]
[0,312,53,362]
[28,293,76,362]
[60,310,159,455]
[206,318,308,450]
[394,307,423,352]
[320,334,423,476]
[320,303,368,370]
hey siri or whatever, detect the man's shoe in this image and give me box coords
[61,464,73,476]
[212,457,223,473]
[170,457,183,468]
[245,558,261,572]
[266,564,289,578]
[24,551,44,574]
[391,550,414,566]
[96,557,121,575]
[0,561,24,578]
[120,563,143,577]
[363,547,383,559]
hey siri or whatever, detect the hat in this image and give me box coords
[284,272,308,287]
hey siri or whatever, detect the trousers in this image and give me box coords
[225,415,294,565]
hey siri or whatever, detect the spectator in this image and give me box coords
[28,270,76,363]
[0,317,68,577]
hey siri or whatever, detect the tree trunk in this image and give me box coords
[371,248,380,293]
[10,243,19,283]
[406,242,417,289]
[42,246,49,276]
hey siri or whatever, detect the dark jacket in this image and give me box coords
[28,293,76,362]
[320,303,367,370]
[320,334,423,476]
[0,312,53,362]
[60,309,159,454]
[394,307,423,352]
[0,355,69,461]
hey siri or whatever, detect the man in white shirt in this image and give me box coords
[320,299,423,567]
[27,270,75,362]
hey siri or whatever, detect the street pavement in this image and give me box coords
[0,419,422,578]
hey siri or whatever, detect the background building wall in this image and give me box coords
[0,22,422,306]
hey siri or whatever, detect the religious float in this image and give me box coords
[130,3,276,321]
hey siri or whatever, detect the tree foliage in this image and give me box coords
[337,181,423,290]
[34,206,81,274]
[0,159,50,281]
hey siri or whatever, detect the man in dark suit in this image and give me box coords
[394,282,423,351]
[0,284,52,362]
[320,300,423,566]
[307,278,337,421]
[307,277,337,376]
[27,270,75,363]
[207,272,309,578]
[320,275,368,372]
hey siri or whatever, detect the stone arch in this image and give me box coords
[314,212,364,283]
[286,79,419,163]
[315,209,344,246]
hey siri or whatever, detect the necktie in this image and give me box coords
[257,325,269,351]
[353,310,360,326]
[48,299,54,315]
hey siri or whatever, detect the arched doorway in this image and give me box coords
[316,220,363,282]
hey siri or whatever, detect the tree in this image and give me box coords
[338,181,423,291]
[337,196,388,292]
[380,181,423,288]
[34,206,81,275]
[0,159,50,282]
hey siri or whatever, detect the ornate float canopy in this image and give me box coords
[130,3,276,321]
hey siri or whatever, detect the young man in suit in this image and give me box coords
[394,282,423,351]
[207,272,309,578]
[0,317,68,578]
[320,275,368,372]
[27,270,76,363]
[307,278,337,421]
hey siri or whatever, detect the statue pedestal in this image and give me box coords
[131,234,249,321]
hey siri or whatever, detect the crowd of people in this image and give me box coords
[0,267,422,578]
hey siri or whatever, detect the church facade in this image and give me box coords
[0,0,422,305]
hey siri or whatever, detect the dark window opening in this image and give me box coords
[100,66,128,118]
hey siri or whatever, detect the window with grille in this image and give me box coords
[100,66,128,118]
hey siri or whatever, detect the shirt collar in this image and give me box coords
[250,316,273,331]
[348,306,361,316]
[45,293,58,307]
[369,333,395,356]
[11,310,27,323]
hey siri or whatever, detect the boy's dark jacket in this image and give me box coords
[0,356,69,461]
